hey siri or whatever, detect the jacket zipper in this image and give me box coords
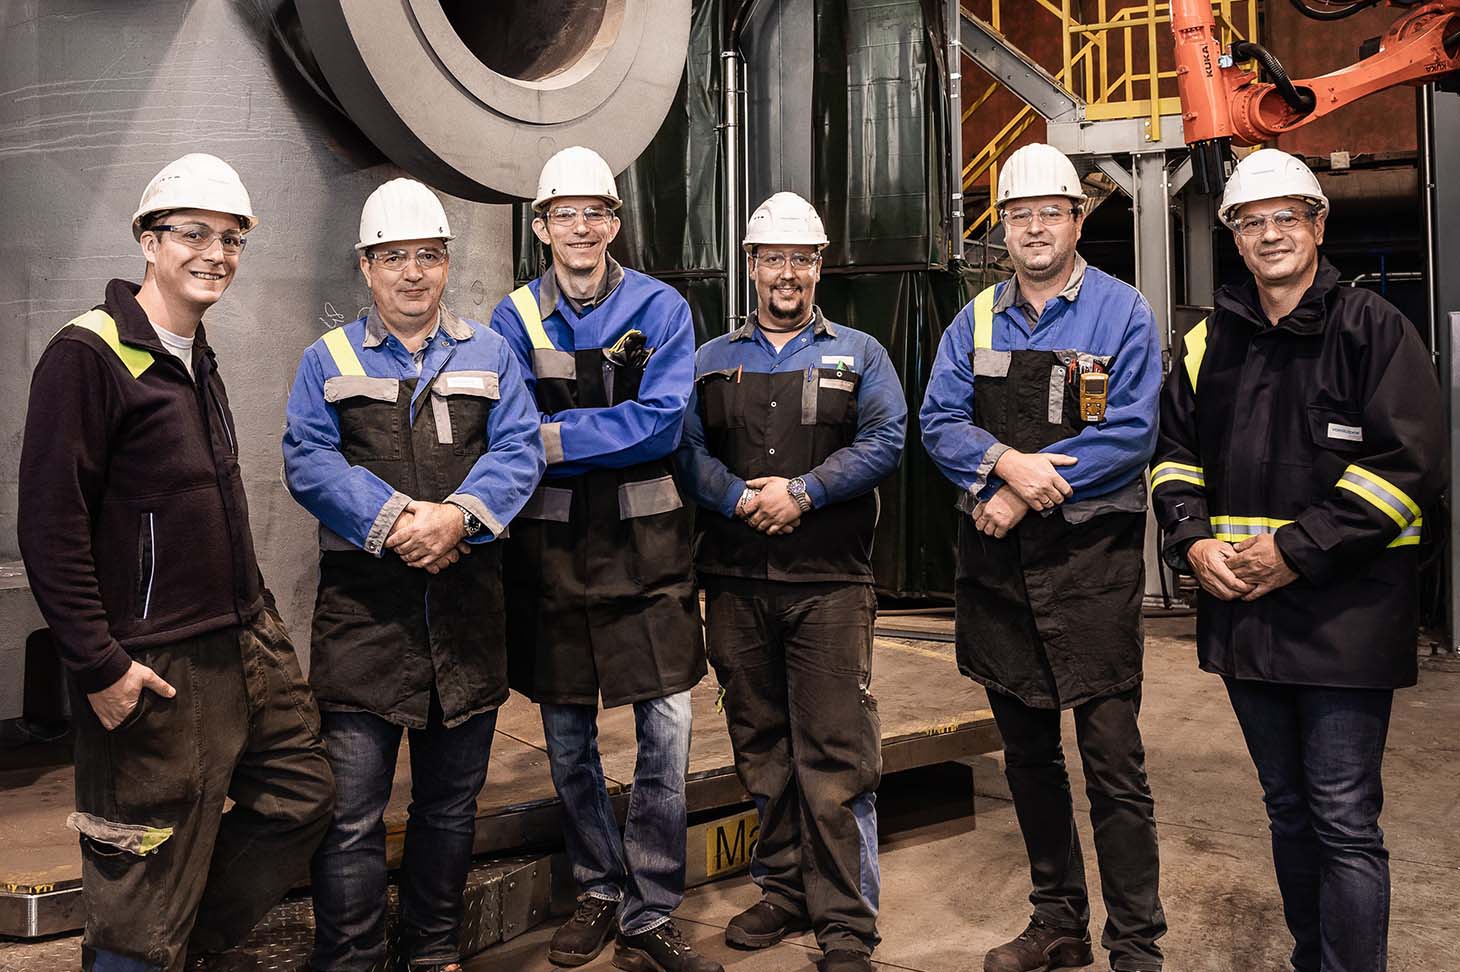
[209,386,235,453]
[136,513,156,620]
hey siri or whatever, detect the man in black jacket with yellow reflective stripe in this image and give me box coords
[17,155,334,972]
[1152,148,1444,972]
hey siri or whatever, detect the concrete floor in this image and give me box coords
[476,618,1460,972]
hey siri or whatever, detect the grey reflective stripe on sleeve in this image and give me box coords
[431,394,453,444]
[436,370,501,399]
[323,375,400,403]
[319,525,357,552]
[1061,478,1147,524]
[819,377,856,393]
[1047,365,1065,424]
[970,442,1010,496]
[518,485,573,522]
[444,492,504,537]
[366,491,412,556]
[801,372,818,425]
[973,348,1011,377]
[541,422,565,463]
[618,475,685,519]
[533,348,577,380]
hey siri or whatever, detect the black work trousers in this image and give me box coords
[703,578,881,955]
[986,685,1165,972]
[69,617,336,972]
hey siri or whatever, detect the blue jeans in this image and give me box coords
[541,691,693,935]
[1223,678,1393,972]
[310,701,497,971]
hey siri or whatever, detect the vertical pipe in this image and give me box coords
[948,0,965,264]
[722,49,745,332]
[1422,84,1439,360]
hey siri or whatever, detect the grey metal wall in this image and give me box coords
[0,0,514,661]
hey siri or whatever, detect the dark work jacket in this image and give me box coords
[1152,260,1445,689]
[18,279,268,693]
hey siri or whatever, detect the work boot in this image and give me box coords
[724,899,811,949]
[818,949,873,972]
[612,919,724,972]
[548,893,620,967]
[983,918,1094,972]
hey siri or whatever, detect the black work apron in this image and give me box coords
[504,346,705,708]
[954,346,1145,710]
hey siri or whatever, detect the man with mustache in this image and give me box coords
[920,142,1165,972]
[490,147,717,972]
[17,154,335,971]
[675,192,906,972]
[1151,148,1444,972]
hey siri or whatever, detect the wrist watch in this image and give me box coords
[448,501,485,537]
[787,477,812,513]
[735,487,758,518]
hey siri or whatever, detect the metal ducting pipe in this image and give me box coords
[295,0,692,202]
[722,0,760,332]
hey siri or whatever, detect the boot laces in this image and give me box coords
[574,894,615,924]
[655,919,689,954]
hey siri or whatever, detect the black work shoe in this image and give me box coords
[983,918,1094,972]
[818,949,873,972]
[724,899,811,949]
[612,919,724,972]
[548,894,620,967]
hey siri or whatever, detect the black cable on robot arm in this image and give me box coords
[1287,0,1385,21]
[1231,40,1318,113]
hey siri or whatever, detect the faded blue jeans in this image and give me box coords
[541,690,693,935]
[1224,678,1394,972]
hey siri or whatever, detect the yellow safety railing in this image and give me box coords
[961,1,1256,239]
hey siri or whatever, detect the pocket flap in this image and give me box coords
[819,377,856,393]
[68,811,174,857]
[1307,404,1365,453]
[324,375,399,404]
[519,486,573,522]
[618,475,684,519]
[433,370,500,399]
[973,348,1011,377]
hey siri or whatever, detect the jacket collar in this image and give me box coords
[730,306,836,342]
[1215,257,1340,334]
[993,254,1087,316]
[105,278,213,358]
[360,304,471,349]
[538,255,625,318]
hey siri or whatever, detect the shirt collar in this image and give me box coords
[731,306,836,342]
[538,255,625,318]
[992,253,1088,316]
[361,304,469,348]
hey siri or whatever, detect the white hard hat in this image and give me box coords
[742,192,829,251]
[356,178,454,250]
[132,153,257,240]
[996,142,1086,206]
[1218,148,1328,228]
[532,146,622,212]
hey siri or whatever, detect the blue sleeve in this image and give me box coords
[545,297,695,468]
[442,342,546,541]
[1041,295,1162,498]
[282,346,405,554]
[674,363,747,519]
[804,338,906,508]
[918,308,1008,499]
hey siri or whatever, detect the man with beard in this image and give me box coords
[920,143,1165,972]
[489,146,717,972]
[18,154,335,971]
[675,192,906,972]
[1152,148,1443,972]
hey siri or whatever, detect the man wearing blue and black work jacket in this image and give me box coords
[920,143,1165,972]
[489,147,718,972]
[283,178,543,972]
[676,192,906,972]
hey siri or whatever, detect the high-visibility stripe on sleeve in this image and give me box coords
[1337,464,1421,528]
[1212,513,1421,549]
[1151,461,1205,491]
[321,327,366,377]
[971,284,998,351]
[67,310,154,379]
[1183,318,1207,392]
[509,285,556,352]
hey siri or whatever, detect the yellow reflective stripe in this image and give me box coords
[1211,513,1421,548]
[1151,461,1205,491]
[1183,318,1207,392]
[509,285,555,351]
[321,327,365,377]
[972,284,998,351]
[67,310,154,379]
[1389,520,1422,547]
[1339,464,1421,525]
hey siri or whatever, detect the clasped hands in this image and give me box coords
[386,500,472,573]
[736,476,803,536]
[970,449,1078,539]
[1187,534,1297,602]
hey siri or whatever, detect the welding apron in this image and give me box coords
[309,344,508,729]
[503,289,704,708]
[954,291,1146,710]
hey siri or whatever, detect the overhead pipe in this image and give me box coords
[722,0,760,332]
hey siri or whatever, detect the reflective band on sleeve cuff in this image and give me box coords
[1151,461,1205,491]
[1338,464,1421,528]
[1211,514,1421,549]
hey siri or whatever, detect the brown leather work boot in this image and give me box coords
[983,918,1094,972]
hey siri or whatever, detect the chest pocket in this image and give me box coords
[804,368,860,427]
[325,375,402,461]
[430,370,500,455]
[698,369,745,430]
